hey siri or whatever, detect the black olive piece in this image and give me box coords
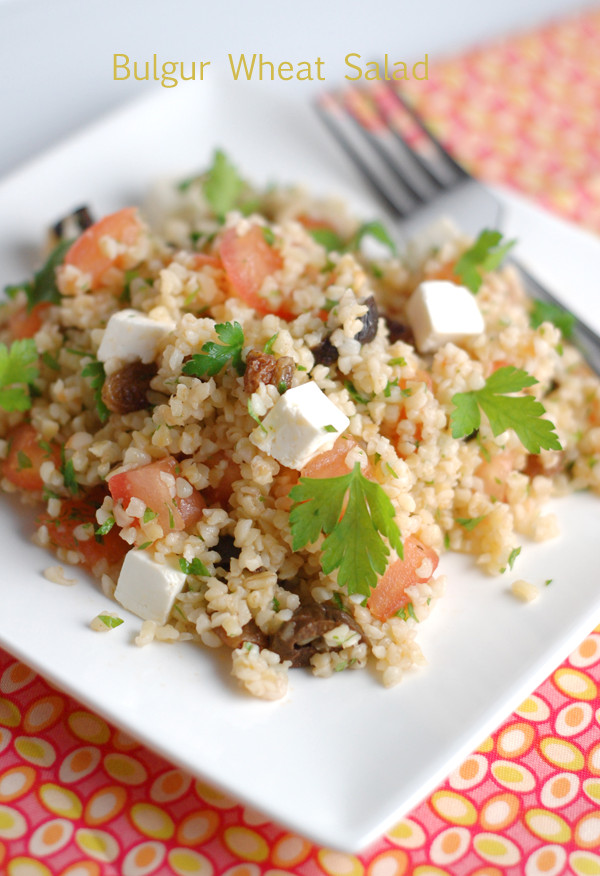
[311,335,338,367]
[465,428,479,442]
[384,316,414,346]
[269,601,364,668]
[354,295,379,344]
[51,206,94,240]
[216,535,240,571]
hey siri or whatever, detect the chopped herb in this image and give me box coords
[95,515,115,536]
[182,321,245,377]
[5,238,72,312]
[143,508,158,523]
[332,592,344,611]
[322,298,337,312]
[530,299,575,339]
[444,532,451,550]
[344,380,372,405]
[396,606,408,621]
[407,602,419,622]
[261,227,275,246]
[43,487,60,502]
[238,197,262,216]
[16,450,32,470]
[545,578,553,586]
[476,433,491,463]
[454,229,515,294]
[388,357,407,367]
[456,515,487,531]
[384,378,398,398]
[81,358,109,423]
[41,351,60,371]
[97,614,124,629]
[0,339,39,412]
[174,604,186,620]
[277,380,288,395]
[178,557,210,576]
[120,269,139,304]
[371,265,384,279]
[289,462,403,597]
[272,596,281,612]
[308,227,345,252]
[137,541,152,550]
[65,347,88,357]
[374,452,381,465]
[168,505,175,529]
[323,424,338,433]
[263,333,278,354]
[350,220,397,255]
[385,462,398,479]
[297,365,307,372]
[334,660,348,672]
[508,546,521,570]
[247,398,267,432]
[450,366,562,454]
[60,447,79,496]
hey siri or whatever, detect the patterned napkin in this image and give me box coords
[1,9,600,875]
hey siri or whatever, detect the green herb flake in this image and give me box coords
[508,546,521,570]
[143,508,158,523]
[456,515,487,531]
[407,602,419,623]
[289,462,403,597]
[178,557,210,576]
[97,614,124,629]
[95,515,115,536]
[450,366,562,455]
[203,150,245,219]
[388,357,407,367]
[454,229,515,294]
[332,592,344,611]
[261,226,275,246]
[272,596,281,612]
[308,227,345,252]
[41,351,60,371]
[81,358,109,423]
[247,398,267,432]
[444,532,451,550]
[371,265,384,279]
[16,450,32,470]
[263,333,278,354]
[182,321,245,378]
[322,298,337,313]
[60,447,79,496]
[530,299,575,339]
[545,578,553,586]
[137,541,152,550]
[385,462,399,479]
[6,238,72,312]
[0,339,39,412]
[323,424,338,433]
[344,380,372,406]
[350,220,397,255]
[383,378,398,398]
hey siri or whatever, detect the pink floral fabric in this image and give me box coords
[2,9,600,875]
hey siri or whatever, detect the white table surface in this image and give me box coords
[0,0,596,179]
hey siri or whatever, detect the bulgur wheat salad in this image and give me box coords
[1,152,599,700]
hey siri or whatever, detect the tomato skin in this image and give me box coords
[64,207,142,290]
[8,302,51,339]
[300,436,373,481]
[202,452,241,509]
[38,489,128,570]
[108,456,205,532]
[219,226,294,320]
[367,535,439,621]
[2,424,60,491]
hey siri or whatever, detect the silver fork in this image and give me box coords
[315,85,600,374]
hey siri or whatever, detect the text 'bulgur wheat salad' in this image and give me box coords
[1,152,599,700]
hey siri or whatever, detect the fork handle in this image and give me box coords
[511,256,600,377]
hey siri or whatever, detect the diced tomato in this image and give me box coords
[192,253,222,270]
[8,302,51,339]
[367,535,439,621]
[202,452,241,509]
[426,260,459,282]
[300,436,371,480]
[64,207,142,290]
[219,226,294,320]
[107,456,205,532]
[476,450,517,502]
[38,488,128,570]
[2,424,61,491]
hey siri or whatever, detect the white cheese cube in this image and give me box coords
[250,381,350,470]
[97,308,175,364]
[114,550,186,624]
[406,280,485,353]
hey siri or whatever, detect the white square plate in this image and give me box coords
[1,81,600,852]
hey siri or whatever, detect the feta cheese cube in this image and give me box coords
[250,381,350,470]
[406,280,485,353]
[97,308,175,364]
[114,550,187,624]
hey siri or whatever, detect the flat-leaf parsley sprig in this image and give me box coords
[454,230,515,294]
[289,463,403,597]
[450,366,561,454]
[182,321,245,378]
[0,339,39,412]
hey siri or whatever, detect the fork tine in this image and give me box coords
[386,85,469,180]
[314,97,409,219]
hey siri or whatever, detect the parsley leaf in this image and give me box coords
[95,516,115,536]
[456,515,487,531]
[81,358,109,422]
[97,614,124,629]
[350,220,397,255]
[454,230,515,294]
[60,446,80,496]
[308,228,345,252]
[182,321,245,378]
[5,239,72,312]
[203,150,245,219]
[178,557,210,576]
[289,462,403,597]
[530,299,575,339]
[344,380,373,405]
[0,339,39,412]
[450,366,562,454]
[508,546,521,569]
[263,333,278,354]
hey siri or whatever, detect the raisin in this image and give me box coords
[244,350,294,394]
[101,361,157,414]
[384,317,414,346]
